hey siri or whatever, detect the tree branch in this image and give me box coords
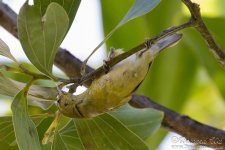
[182,0,225,68]
[0,1,225,148]
[0,2,17,38]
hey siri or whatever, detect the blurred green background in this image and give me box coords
[101,0,225,149]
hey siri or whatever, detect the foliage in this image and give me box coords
[0,0,166,149]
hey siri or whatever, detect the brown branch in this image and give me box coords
[1,1,225,148]
[55,48,93,86]
[0,2,18,38]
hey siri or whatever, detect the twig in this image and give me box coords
[77,21,191,85]
[182,0,225,68]
[42,111,62,144]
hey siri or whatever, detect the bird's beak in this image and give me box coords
[150,33,182,57]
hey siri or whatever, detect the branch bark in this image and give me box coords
[182,0,225,68]
[0,3,17,38]
[0,1,225,148]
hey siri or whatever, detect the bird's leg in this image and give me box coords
[103,47,116,73]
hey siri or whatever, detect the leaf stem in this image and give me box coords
[42,111,62,144]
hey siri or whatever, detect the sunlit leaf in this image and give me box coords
[18,2,69,77]
[0,38,17,63]
[11,88,41,150]
[110,104,163,139]
[34,0,81,29]
[0,114,49,147]
[117,0,161,27]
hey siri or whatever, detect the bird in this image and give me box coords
[57,33,182,118]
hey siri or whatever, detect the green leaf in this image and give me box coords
[0,116,16,146]
[107,0,161,37]
[0,72,56,110]
[27,96,55,110]
[110,104,163,139]
[34,0,81,30]
[0,38,17,63]
[11,89,41,150]
[0,114,49,147]
[56,105,162,149]
[86,0,161,61]
[59,121,84,150]
[52,130,67,150]
[117,0,161,27]
[0,72,20,97]
[18,2,69,77]
[75,114,149,150]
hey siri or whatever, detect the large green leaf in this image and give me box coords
[59,121,84,150]
[110,104,163,139]
[18,2,69,77]
[52,130,67,150]
[11,89,41,150]
[0,114,48,147]
[34,0,81,29]
[75,113,149,150]
[56,105,163,149]
[0,38,17,62]
[0,72,56,110]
